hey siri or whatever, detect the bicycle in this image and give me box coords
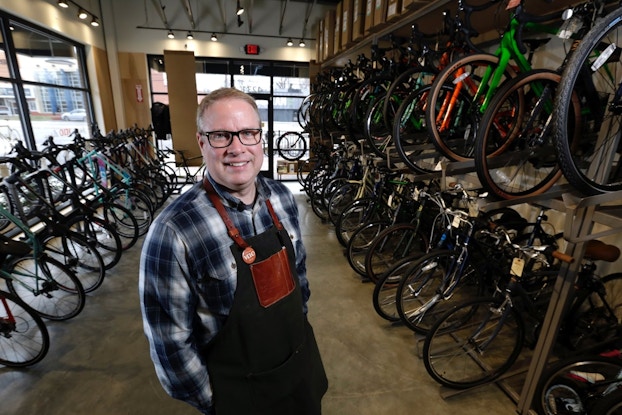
[552,2,622,195]
[275,130,308,161]
[0,288,49,367]
[422,237,621,389]
[533,348,622,414]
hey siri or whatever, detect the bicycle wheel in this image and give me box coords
[383,66,437,132]
[554,6,622,195]
[6,254,86,321]
[335,197,380,247]
[346,220,389,277]
[426,53,516,161]
[101,202,140,247]
[0,290,50,367]
[277,131,307,161]
[475,70,573,199]
[534,355,622,415]
[396,250,481,334]
[364,223,428,284]
[41,231,106,293]
[393,85,447,174]
[563,272,622,351]
[110,189,153,236]
[364,92,395,158]
[423,296,525,389]
[67,215,122,270]
[327,182,361,225]
[372,254,421,322]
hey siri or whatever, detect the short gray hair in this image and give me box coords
[196,87,260,132]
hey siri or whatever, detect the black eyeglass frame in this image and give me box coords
[199,128,263,148]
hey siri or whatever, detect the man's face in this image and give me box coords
[197,98,263,199]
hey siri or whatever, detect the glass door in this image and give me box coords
[250,94,274,179]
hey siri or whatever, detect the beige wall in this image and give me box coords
[117,52,151,129]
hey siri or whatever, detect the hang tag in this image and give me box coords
[452,215,461,228]
[510,257,525,277]
[242,246,256,264]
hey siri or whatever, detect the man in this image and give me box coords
[139,87,327,415]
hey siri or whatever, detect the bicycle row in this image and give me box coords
[299,138,622,413]
[0,126,178,367]
[300,0,622,202]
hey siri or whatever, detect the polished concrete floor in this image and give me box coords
[0,183,525,415]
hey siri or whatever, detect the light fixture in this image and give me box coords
[57,0,69,8]
[299,39,306,47]
[167,30,175,39]
[210,33,218,41]
[77,8,88,20]
[236,0,244,15]
[237,15,244,27]
[186,31,193,40]
[90,17,100,27]
[286,38,293,47]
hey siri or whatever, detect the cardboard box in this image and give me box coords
[334,2,343,54]
[352,0,366,40]
[341,0,353,48]
[386,0,402,21]
[374,0,387,29]
[316,19,324,62]
[364,0,374,33]
[323,10,335,60]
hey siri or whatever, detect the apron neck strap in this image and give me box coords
[202,178,283,249]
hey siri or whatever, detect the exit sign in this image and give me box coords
[244,44,260,55]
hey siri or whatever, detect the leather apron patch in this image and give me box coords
[250,246,295,307]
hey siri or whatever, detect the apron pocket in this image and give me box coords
[250,247,295,307]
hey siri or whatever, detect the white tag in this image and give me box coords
[452,215,461,228]
[511,257,525,277]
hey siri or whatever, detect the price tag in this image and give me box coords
[510,257,525,277]
[452,215,461,228]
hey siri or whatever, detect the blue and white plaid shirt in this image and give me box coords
[139,174,309,414]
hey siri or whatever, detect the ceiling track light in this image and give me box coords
[286,38,293,46]
[77,8,88,20]
[236,0,244,16]
[299,39,306,47]
[186,31,193,40]
[167,30,175,39]
[210,33,218,41]
[57,0,69,8]
[90,17,100,27]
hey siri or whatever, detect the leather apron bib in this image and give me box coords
[203,180,327,415]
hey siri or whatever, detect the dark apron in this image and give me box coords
[203,180,327,415]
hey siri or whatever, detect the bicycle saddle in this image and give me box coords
[584,239,620,263]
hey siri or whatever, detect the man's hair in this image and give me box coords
[196,87,260,132]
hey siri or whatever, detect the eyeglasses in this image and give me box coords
[200,129,262,148]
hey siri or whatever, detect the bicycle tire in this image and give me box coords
[101,202,140,247]
[0,290,50,367]
[396,250,482,334]
[423,296,525,389]
[393,84,447,174]
[6,254,86,321]
[277,131,307,161]
[327,182,361,226]
[475,69,571,199]
[426,53,517,161]
[41,231,106,293]
[372,254,421,322]
[554,5,622,195]
[335,197,381,247]
[562,272,622,351]
[533,355,622,415]
[66,215,122,270]
[346,220,390,277]
[364,223,429,284]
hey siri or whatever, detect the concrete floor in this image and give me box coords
[0,183,525,415]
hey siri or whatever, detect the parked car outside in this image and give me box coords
[61,108,86,121]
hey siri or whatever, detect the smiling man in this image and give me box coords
[139,88,328,415]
